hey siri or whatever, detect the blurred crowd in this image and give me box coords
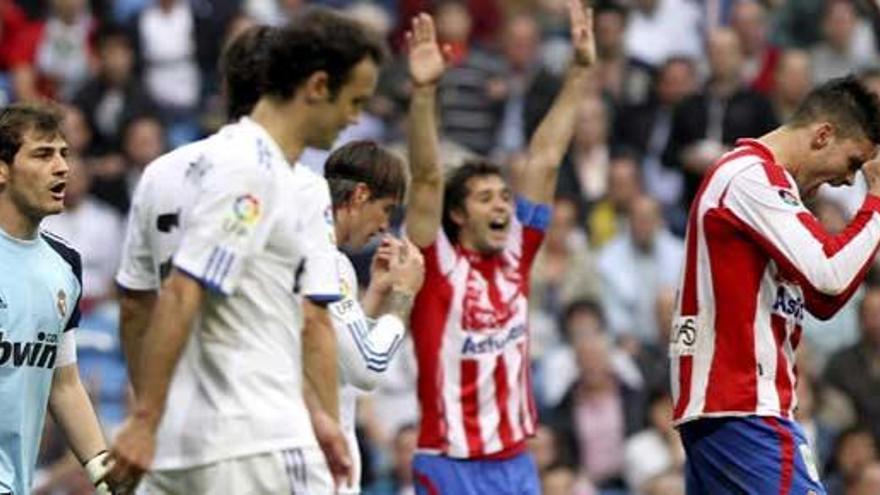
[5,0,880,493]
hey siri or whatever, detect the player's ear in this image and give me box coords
[0,160,10,187]
[352,182,371,206]
[811,122,834,150]
[303,71,330,103]
[450,206,466,226]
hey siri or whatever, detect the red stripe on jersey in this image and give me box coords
[703,208,767,413]
[494,354,514,449]
[460,359,482,456]
[771,314,793,416]
[681,147,756,315]
[414,470,441,495]
[763,417,795,495]
[760,162,791,188]
[675,147,755,418]
[673,355,693,419]
[412,243,453,452]
[797,211,875,257]
[517,342,529,434]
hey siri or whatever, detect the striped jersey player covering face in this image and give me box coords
[672,75,880,495]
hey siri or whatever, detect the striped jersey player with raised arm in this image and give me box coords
[402,2,596,493]
[671,76,880,494]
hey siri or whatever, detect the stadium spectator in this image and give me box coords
[623,0,702,69]
[530,196,600,353]
[824,287,880,443]
[72,25,158,155]
[435,0,506,155]
[612,56,697,233]
[846,462,880,495]
[548,331,644,490]
[597,195,683,344]
[557,95,612,222]
[825,426,879,495]
[585,150,642,249]
[663,27,777,208]
[592,2,652,106]
[770,49,813,124]
[811,0,877,85]
[730,0,780,95]
[623,390,685,494]
[794,372,837,475]
[7,0,96,101]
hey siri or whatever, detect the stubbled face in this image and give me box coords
[347,195,397,250]
[306,58,379,150]
[0,131,70,221]
[454,174,513,254]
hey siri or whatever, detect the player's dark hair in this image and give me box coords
[221,25,276,120]
[325,140,407,208]
[0,103,64,166]
[262,7,387,101]
[442,160,504,242]
[789,75,880,144]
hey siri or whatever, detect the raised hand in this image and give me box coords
[406,13,449,87]
[568,0,596,68]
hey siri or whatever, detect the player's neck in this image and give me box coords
[756,128,809,191]
[0,198,40,240]
[250,100,307,163]
[333,207,351,248]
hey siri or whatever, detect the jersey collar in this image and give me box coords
[735,138,777,165]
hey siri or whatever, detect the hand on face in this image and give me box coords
[862,150,880,196]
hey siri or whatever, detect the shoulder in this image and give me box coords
[39,230,82,279]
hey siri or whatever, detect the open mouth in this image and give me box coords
[49,182,66,200]
[489,218,509,232]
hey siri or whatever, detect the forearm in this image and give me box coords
[134,274,201,428]
[360,283,386,318]
[48,366,107,463]
[526,65,591,170]
[408,85,442,186]
[119,289,157,395]
[406,85,444,245]
[383,288,415,324]
[303,301,340,420]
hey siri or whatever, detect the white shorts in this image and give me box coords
[137,446,333,495]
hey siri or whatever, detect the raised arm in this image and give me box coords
[404,14,449,248]
[517,0,596,204]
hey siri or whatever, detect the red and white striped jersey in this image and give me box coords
[411,197,550,459]
[671,139,880,425]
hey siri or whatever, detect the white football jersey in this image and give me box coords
[116,138,207,291]
[296,164,407,493]
[119,118,341,470]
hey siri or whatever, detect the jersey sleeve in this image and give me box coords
[297,179,342,302]
[329,257,405,391]
[173,158,275,296]
[41,232,82,332]
[723,165,880,319]
[116,170,159,291]
[512,195,552,271]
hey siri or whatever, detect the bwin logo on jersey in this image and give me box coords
[0,332,59,369]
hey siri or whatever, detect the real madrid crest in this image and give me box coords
[56,289,67,318]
